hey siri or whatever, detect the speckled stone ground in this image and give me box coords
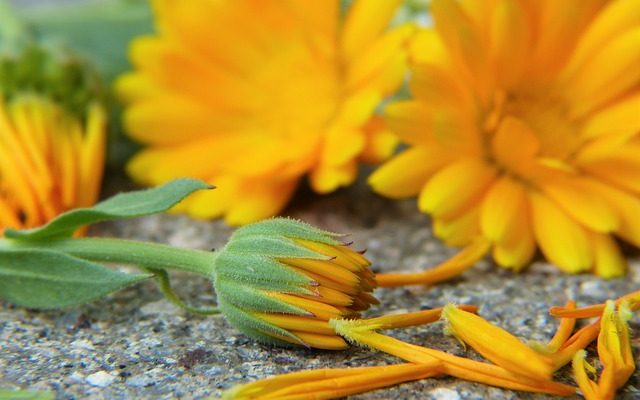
[1,176,639,399]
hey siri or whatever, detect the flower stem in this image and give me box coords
[0,237,217,277]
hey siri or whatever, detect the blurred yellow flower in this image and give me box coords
[0,47,106,233]
[370,0,640,277]
[118,0,413,225]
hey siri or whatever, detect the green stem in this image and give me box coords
[0,237,217,277]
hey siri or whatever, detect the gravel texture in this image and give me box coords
[1,177,639,399]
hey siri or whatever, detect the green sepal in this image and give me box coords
[213,252,313,292]
[4,179,212,241]
[224,235,330,261]
[0,249,150,309]
[232,218,344,246]
[215,279,309,316]
[217,297,304,347]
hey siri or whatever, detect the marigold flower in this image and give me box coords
[572,301,635,400]
[212,218,378,350]
[117,0,413,225]
[0,46,106,233]
[370,0,640,278]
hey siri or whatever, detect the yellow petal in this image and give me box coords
[490,0,532,88]
[431,0,490,101]
[442,304,555,381]
[309,161,357,194]
[340,0,402,60]
[491,117,540,177]
[322,127,365,167]
[581,93,640,141]
[224,180,298,226]
[480,177,528,244]
[568,27,640,117]
[358,116,398,164]
[369,146,448,199]
[347,24,414,93]
[572,350,601,400]
[581,178,640,246]
[563,0,640,81]
[433,205,481,247]
[590,232,626,278]
[376,237,490,287]
[597,301,635,394]
[540,177,618,233]
[530,191,593,272]
[78,103,107,207]
[419,159,496,219]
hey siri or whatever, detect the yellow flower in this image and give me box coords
[572,300,635,400]
[223,362,441,400]
[0,47,106,233]
[370,0,640,278]
[117,0,413,225]
[213,218,378,350]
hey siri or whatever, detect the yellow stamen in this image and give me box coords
[376,237,490,287]
[441,304,554,381]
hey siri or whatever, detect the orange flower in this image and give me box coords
[118,0,413,225]
[371,0,640,279]
[0,47,106,233]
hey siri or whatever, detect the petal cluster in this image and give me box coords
[118,0,413,225]
[0,47,106,233]
[370,0,640,276]
[213,218,378,350]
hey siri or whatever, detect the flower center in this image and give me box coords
[483,89,583,180]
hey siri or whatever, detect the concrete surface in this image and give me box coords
[1,177,639,399]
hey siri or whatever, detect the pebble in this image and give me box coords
[86,371,115,387]
[429,388,462,400]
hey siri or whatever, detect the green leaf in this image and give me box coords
[0,389,54,400]
[0,249,150,309]
[5,178,212,241]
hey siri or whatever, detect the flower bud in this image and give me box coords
[212,218,378,350]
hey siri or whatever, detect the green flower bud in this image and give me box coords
[213,218,378,350]
[0,43,103,120]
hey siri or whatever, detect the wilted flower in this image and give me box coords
[0,45,106,232]
[370,0,640,278]
[118,0,413,225]
[212,218,378,350]
[331,307,575,396]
